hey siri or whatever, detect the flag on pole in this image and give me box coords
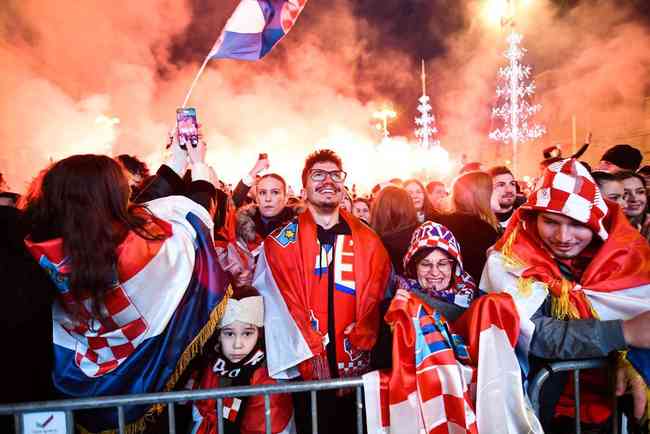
[209,0,307,61]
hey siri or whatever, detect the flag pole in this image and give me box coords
[182,53,212,108]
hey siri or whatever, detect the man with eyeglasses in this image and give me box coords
[255,149,391,434]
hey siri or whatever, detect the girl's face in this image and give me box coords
[219,321,259,363]
[405,182,425,211]
[352,201,370,222]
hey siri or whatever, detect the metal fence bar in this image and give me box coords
[528,358,608,415]
[528,358,612,433]
[574,369,581,434]
[168,403,176,434]
[13,413,20,434]
[117,406,126,434]
[0,377,365,415]
[310,390,318,434]
[65,410,75,434]
[356,386,363,434]
[217,398,224,434]
[264,394,272,434]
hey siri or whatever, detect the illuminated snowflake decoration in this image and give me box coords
[489,32,545,145]
[415,94,441,149]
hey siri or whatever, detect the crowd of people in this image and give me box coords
[1,134,649,434]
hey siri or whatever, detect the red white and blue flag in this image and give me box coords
[26,196,231,433]
[481,205,650,423]
[209,0,307,61]
[363,291,542,434]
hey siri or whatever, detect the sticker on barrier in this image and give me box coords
[21,411,67,434]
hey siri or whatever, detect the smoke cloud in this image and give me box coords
[1,0,649,193]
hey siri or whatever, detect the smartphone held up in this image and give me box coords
[176,107,199,150]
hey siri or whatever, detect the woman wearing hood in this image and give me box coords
[372,221,479,368]
[397,221,478,309]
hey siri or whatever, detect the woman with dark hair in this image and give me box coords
[619,171,649,241]
[370,185,419,275]
[432,171,500,282]
[403,179,435,223]
[21,146,230,433]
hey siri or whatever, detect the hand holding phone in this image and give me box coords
[176,107,199,150]
[251,153,270,176]
[187,138,206,164]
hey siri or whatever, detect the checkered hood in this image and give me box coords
[403,221,464,273]
[522,158,609,240]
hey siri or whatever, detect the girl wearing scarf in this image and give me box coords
[191,287,295,434]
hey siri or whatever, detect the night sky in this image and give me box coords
[169,0,650,137]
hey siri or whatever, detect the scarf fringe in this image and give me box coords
[503,224,594,321]
[550,279,580,320]
[516,277,535,297]
[78,285,233,434]
[164,284,232,391]
[500,226,524,269]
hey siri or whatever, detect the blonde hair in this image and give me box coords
[451,171,499,231]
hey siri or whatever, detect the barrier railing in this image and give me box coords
[4,359,621,434]
[0,377,365,434]
[527,358,616,434]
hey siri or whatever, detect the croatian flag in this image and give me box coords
[363,291,542,434]
[26,196,231,433]
[209,0,307,60]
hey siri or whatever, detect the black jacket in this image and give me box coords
[379,224,418,276]
[429,212,500,282]
[0,206,57,431]
[135,164,216,212]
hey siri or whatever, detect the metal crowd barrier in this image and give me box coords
[0,377,365,434]
[528,358,616,434]
[3,358,622,434]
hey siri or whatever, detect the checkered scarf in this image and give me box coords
[522,158,609,240]
[402,221,477,301]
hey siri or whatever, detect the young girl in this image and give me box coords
[191,287,295,434]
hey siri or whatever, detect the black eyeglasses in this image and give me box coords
[309,169,347,183]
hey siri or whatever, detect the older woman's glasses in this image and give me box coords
[417,259,454,273]
[309,169,347,183]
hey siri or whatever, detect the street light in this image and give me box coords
[373,107,397,139]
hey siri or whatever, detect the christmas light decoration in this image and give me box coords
[415,60,441,149]
[489,31,545,173]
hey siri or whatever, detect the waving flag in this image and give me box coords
[209,0,307,60]
[26,196,231,433]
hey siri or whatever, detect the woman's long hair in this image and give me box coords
[22,154,163,313]
[403,179,436,219]
[370,185,419,238]
[450,171,499,230]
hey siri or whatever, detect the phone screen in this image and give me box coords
[176,107,199,150]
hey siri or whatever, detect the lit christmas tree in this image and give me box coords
[489,31,545,173]
[415,60,441,149]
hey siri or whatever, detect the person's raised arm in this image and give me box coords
[232,154,269,208]
[134,129,188,203]
[186,139,217,214]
